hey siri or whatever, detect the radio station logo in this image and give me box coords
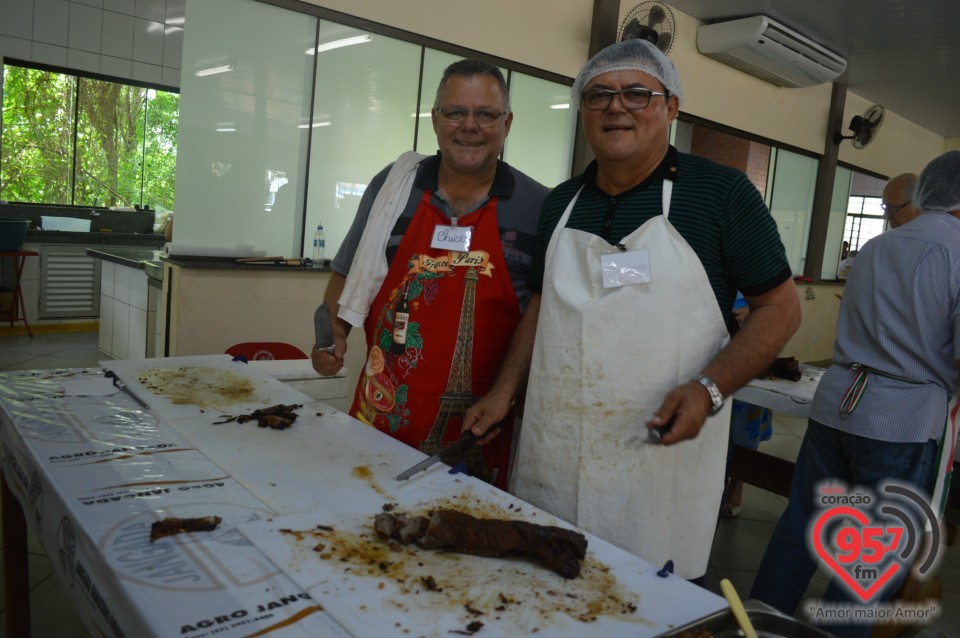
[805,480,943,624]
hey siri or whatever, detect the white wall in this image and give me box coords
[662,7,944,176]
[0,0,183,88]
[298,0,594,84]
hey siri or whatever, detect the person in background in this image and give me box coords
[311,59,548,490]
[881,172,919,229]
[463,39,801,581]
[750,151,960,637]
[837,173,917,284]
[837,249,858,279]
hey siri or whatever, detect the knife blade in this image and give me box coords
[395,431,479,481]
[313,301,335,353]
[104,370,151,410]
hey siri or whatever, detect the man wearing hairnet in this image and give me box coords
[463,39,800,580]
[751,151,960,637]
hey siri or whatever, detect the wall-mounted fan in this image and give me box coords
[833,104,885,149]
[618,2,676,54]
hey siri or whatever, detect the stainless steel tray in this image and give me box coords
[661,599,834,637]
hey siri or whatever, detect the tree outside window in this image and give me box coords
[1,62,178,210]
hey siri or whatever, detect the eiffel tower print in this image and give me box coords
[420,267,488,478]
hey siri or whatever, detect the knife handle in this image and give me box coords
[647,416,675,444]
[439,430,479,458]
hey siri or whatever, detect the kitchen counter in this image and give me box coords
[86,246,164,269]
[165,255,332,273]
[27,230,165,246]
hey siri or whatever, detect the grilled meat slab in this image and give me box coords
[374,509,588,579]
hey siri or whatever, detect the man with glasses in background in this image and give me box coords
[881,172,919,229]
[312,58,548,489]
[463,39,800,581]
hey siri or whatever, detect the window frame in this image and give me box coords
[1,58,180,209]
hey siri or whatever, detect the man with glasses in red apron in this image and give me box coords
[313,59,548,489]
[464,40,800,580]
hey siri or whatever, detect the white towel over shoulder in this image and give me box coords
[337,151,427,327]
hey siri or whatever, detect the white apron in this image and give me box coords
[512,181,732,579]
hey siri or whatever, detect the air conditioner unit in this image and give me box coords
[696,15,846,88]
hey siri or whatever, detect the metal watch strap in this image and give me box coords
[694,374,724,415]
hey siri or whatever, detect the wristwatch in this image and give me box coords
[694,374,725,415]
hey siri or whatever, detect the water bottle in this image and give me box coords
[312,224,325,262]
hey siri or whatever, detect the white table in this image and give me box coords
[0,357,727,637]
[732,364,824,418]
[728,365,825,497]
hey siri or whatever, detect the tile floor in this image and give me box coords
[0,330,958,637]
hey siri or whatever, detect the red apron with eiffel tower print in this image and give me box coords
[350,191,520,489]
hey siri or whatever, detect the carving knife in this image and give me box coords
[103,370,151,410]
[395,431,479,481]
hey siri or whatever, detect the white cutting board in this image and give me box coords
[163,405,459,514]
[240,478,726,637]
[100,355,312,422]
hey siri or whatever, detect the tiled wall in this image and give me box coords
[0,0,184,88]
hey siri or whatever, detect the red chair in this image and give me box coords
[225,342,308,361]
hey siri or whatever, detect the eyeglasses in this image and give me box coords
[880,201,912,217]
[437,107,507,126]
[580,87,669,111]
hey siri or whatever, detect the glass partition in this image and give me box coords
[415,49,460,157]
[176,0,575,257]
[768,149,818,275]
[304,22,422,258]
[821,166,852,280]
[175,0,316,256]
[503,72,576,188]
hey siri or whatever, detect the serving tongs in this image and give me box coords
[394,431,479,481]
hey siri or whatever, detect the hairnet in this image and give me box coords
[572,39,683,105]
[915,150,960,214]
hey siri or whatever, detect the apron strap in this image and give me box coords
[839,366,869,415]
[662,179,673,221]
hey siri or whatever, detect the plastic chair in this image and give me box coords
[225,342,308,362]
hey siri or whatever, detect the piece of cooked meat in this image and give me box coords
[150,516,222,542]
[374,509,588,579]
[764,357,801,382]
[217,403,302,429]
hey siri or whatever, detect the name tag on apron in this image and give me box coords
[431,224,473,252]
[601,248,651,288]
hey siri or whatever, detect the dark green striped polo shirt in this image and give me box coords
[530,147,792,322]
